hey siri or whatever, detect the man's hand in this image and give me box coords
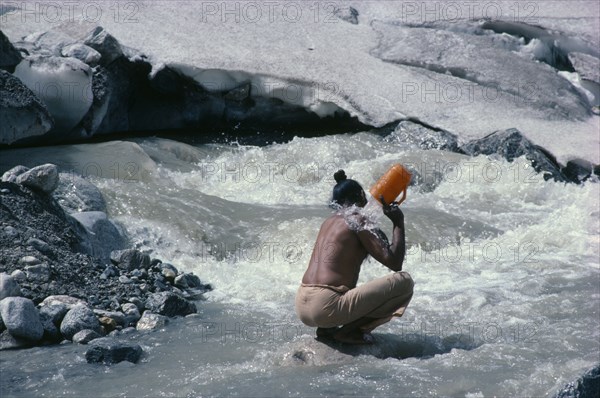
[380,195,404,225]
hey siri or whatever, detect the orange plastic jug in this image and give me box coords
[370,164,412,205]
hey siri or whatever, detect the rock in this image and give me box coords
[1,166,29,183]
[24,264,51,283]
[118,275,131,284]
[128,297,145,313]
[92,309,126,327]
[0,30,22,72]
[4,225,19,238]
[0,330,32,350]
[59,304,102,340]
[69,211,127,261]
[0,297,44,341]
[85,337,142,364]
[144,292,197,317]
[84,27,124,66]
[26,237,52,255]
[223,83,250,102]
[121,303,141,325]
[10,270,26,283]
[555,363,600,398]
[19,256,41,265]
[334,6,359,24]
[568,52,600,83]
[53,173,107,213]
[39,303,69,326]
[0,273,22,300]
[22,29,77,56]
[110,249,151,271]
[136,312,168,331]
[460,128,566,182]
[100,265,119,280]
[39,312,62,342]
[40,295,86,309]
[386,120,460,152]
[13,55,92,132]
[174,273,203,290]
[15,164,60,193]
[73,329,102,344]
[69,66,110,138]
[562,159,595,183]
[98,316,118,333]
[0,69,54,145]
[61,43,102,65]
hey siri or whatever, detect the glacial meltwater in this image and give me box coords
[1,133,598,397]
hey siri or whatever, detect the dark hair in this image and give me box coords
[331,170,365,207]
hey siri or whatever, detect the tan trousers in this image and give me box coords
[295,271,414,330]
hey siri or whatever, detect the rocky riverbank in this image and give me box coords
[0,163,211,364]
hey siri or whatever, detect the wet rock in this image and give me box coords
[60,304,102,340]
[562,159,595,183]
[73,329,102,344]
[83,26,124,66]
[0,273,22,300]
[15,164,60,193]
[334,6,359,25]
[26,237,52,255]
[144,292,196,317]
[174,273,203,290]
[1,166,30,183]
[39,312,62,342]
[0,297,44,341]
[0,330,32,350]
[110,249,151,271]
[0,70,54,145]
[460,128,566,182]
[555,363,600,398]
[386,120,460,152]
[61,43,101,65]
[85,337,142,364]
[53,173,107,213]
[136,312,168,331]
[0,30,22,72]
[24,264,51,283]
[160,263,178,282]
[69,211,127,261]
[41,295,86,309]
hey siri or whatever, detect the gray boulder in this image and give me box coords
[0,70,54,145]
[0,330,31,350]
[69,211,127,261]
[10,270,26,283]
[26,237,52,255]
[19,255,40,265]
[15,163,60,193]
[121,303,141,324]
[24,264,51,283]
[386,120,460,152]
[174,273,203,290]
[0,273,22,300]
[136,312,168,331]
[84,27,124,66]
[60,304,102,340]
[85,337,142,364]
[555,363,600,398]
[39,303,69,326]
[39,312,62,342]
[0,297,44,341]
[1,165,29,183]
[0,30,22,72]
[53,173,107,213]
[460,128,566,182]
[72,329,102,344]
[110,249,151,271]
[144,292,197,317]
[40,295,85,309]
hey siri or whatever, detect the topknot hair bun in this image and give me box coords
[334,170,347,183]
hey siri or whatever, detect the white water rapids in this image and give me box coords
[1,133,598,397]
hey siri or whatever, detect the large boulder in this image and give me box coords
[15,163,59,193]
[69,211,127,261]
[460,128,566,182]
[1,165,29,183]
[59,304,103,340]
[110,249,151,271]
[83,27,124,66]
[0,69,54,145]
[0,297,44,342]
[136,312,168,331]
[0,273,22,300]
[0,30,22,72]
[385,120,460,152]
[555,363,600,398]
[53,173,107,213]
[144,292,197,317]
[85,337,142,364]
[40,295,86,309]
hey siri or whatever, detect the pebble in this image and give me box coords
[19,256,41,265]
